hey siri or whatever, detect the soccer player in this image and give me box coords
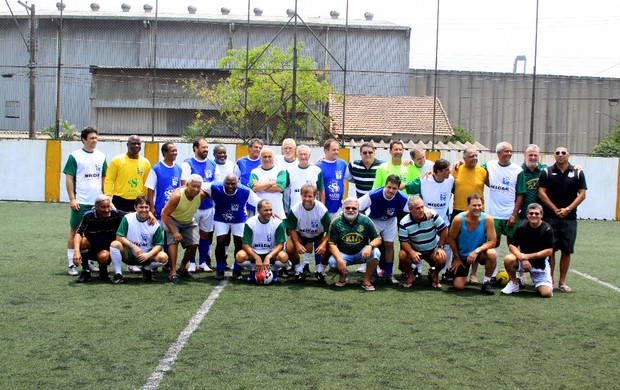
[285,184,331,281]
[63,127,107,276]
[213,144,237,182]
[358,175,409,285]
[501,203,554,297]
[274,138,298,170]
[202,174,262,280]
[181,138,216,273]
[408,147,434,178]
[372,140,412,191]
[249,148,288,220]
[109,196,168,284]
[398,196,448,289]
[160,174,209,283]
[318,197,382,291]
[537,146,587,292]
[315,139,351,218]
[234,138,263,189]
[286,144,324,208]
[347,143,384,198]
[235,200,288,283]
[448,193,498,295]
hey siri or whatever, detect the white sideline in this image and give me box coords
[571,269,620,293]
[142,280,228,390]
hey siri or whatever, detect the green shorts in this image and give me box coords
[123,247,141,266]
[70,204,94,229]
[494,217,519,238]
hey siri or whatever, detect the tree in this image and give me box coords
[183,42,333,143]
[444,126,473,144]
[591,125,620,157]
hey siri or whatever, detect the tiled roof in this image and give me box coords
[328,94,454,139]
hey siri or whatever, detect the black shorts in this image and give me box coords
[545,218,577,254]
[111,196,136,213]
[299,235,324,246]
[452,254,484,278]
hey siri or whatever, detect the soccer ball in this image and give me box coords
[495,270,510,286]
[255,269,274,285]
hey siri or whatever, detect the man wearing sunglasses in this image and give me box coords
[348,143,384,198]
[537,147,587,292]
[501,203,554,297]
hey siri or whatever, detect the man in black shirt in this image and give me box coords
[501,203,554,297]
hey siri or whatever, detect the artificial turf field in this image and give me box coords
[0,201,618,389]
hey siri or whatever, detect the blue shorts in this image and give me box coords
[328,247,381,268]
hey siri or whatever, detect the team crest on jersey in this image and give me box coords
[137,167,144,175]
[328,181,340,195]
[95,164,101,172]
[204,170,213,179]
[172,177,179,186]
[568,171,574,178]
[387,208,395,216]
[502,177,510,185]
[140,233,149,242]
[357,225,364,232]
[440,192,447,201]
[335,171,342,180]
[164,187,175,201]
[231,204,239,212]
[311,219,319,228]
[266,233,272,242]
[223,211,234,221]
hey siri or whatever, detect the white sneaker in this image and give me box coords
[127,265,142,273]
[188,262,197,273]
[88,260,99,272]
[198,263,212,273]
[356,264,367,274]
[501,281,520,295]
[68,265,79,276]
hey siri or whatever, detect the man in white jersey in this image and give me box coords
[408,147,434,177]
[274,138,298,170]
[285,184,331,282]
[471,141,525,284]
[109,196,168,284]
[249,148,288,219]
[63,127,107,276]
[404,159,455,281]
[213,144,237,182]
[236,200,288,283]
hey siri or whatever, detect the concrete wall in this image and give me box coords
[0,139,617,220]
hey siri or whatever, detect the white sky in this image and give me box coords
[3,0,619,78]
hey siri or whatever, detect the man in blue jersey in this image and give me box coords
[448,193,498,295]
[181,138,216,273]
[316,139,351,219]
[234,138,263,208]
[358,175,409,286]
[145,142,182,258]
[202,174,262,280]
[398,196,448,289]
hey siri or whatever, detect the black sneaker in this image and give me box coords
[231,269,243,280]
[490,276,498,286]
[518,276,526,289]
[99,266,109,281]
[112,273,123,285]
[413,270,422,281]
[277,268,290,279]
[385,274,399,286]
[293,272,305,282]
[303,264,312,278]
[315,272,326,285]
[76,270,92,283]
[427,267,436,284]
[215,270,226,281]
[177,268,192,278]
[481,282,495,295]
[142,268,153,282]
[441,269,454,283]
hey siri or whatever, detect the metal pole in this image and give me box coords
[290,0,298,139]
[431,0,440,151]
[529,0,539,144]
[18,1,37,139]
[150,0,159,142]
[55,0,64,139]
[341,0,349,146]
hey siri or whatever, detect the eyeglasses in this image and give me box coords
[361,151,374,155]
[344,207,358,211]
[528,211,541,216]
[555,150,568,156]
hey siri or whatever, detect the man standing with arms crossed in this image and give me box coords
[63,127,107,276]
[537,146,587,292]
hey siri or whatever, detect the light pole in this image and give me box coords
[17,1,36,139]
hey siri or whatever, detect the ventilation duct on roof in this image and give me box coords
[188,5,197,14]
[121,3,131,12]
[254,8,263,16]
[286,9,295,17]
[330,10,339,19]
[56,2,66,11]
[221,7,230,15]
[90,3,100,11]
[143,4,153,13]
[364,12,373,21]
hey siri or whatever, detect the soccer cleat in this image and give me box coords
[167,274,180,284]
[413,270,422,281]
[303,264,312,278]
[76,270,92,283]
[231,269,243,280]
[88,261,100,272]
[142,268,153,282]
[112,273,124,285]
[99,266,110,281]
[198,263,213,273]
[215,270,226,280]
[188,262,197,273]
[247,271,256,283]
[315,272,326,285]
[481,282,495,295]
[501,281,520,295]
[68,265,79,276]
[518,276,527,289]
[128,265,142,274]
[427,267,436,285]
[356,264,367,274]
[385,274,400,286]
[489,276,498,286]
[293,272,305,282]
[177,268,192,278]
[442,270,455,284]
[162,262,171,272]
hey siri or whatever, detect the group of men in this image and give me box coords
[64,128,587,295]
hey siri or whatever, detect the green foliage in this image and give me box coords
[39,120,78,140]
[591,127,620,157]
[182,112,215,142]
[183,41,333,143]
[444,126,473,143]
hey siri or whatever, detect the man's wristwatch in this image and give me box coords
[566,207,572,213]
[474,249,480,254]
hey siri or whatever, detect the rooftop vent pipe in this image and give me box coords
[221,7,230,15]
[121,3,131,12]
[254,7,263,16]
[330,10,339,19]
[286,9,295,17]
[56,2,66,11]
[364,12,374,21]
[143,4,153,13]
[188,5,197,14]
[90,3,100,11]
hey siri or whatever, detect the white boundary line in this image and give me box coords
[571,269,620,292]
[142,280,228,390]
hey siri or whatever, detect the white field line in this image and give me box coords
[571,269,620,293]
[142,280,228,390]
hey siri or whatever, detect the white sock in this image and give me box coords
[110,247,123,275]
[441,244,452,274]
[316,264,325,274]
[295,263,303,273]
[67,249,74,267]
[416,261,423,273]
[249,262,256,272]
[492,246,501,277]
[303,253,312,265]
[145,262,166,270]
[273,261,285,272]
[239,260,251,270]
[483,276,491,283]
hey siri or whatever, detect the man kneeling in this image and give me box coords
[109,196,168,284]
[502,203,554,297]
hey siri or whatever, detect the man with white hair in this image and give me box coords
[249,148,288,220]
[274,138,298,170]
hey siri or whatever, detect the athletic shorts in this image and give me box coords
[70,204,94,229]
[328,247,381,268]
[298,234,324,246]
[452,253,484,278]
[111,196,136,213]
[402,248,438,268]
[214,221,244,237]
[164,217,199,247]
[195,208,214,232]
[517,258,553,288]
[494,217,519,238]
[372,218,397,243]
[545,218,577,254]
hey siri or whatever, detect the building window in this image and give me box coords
[5,101,20,118]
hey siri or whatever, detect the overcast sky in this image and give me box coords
[3,0,619,78]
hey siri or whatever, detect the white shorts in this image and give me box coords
[372,218,397,243]
[195,208,214,232]
[214,221,244,237]
[517,258,553,288]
